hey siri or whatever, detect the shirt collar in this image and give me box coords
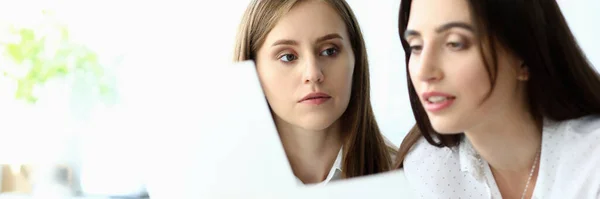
[458,137,487,182]
[296,147,343,186]
[332,147,343,172]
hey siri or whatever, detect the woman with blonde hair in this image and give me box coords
[234,0,397,185]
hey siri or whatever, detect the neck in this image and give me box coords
[464,106,542,198]
[465,111,541,171]
[276,117,343,184]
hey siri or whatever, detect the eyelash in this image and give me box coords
[446,41,467,50]
[277,47,340,63]
[320,47,339,57]
[408,41,468,55]
[409,45,423,54]
[278,54,297,62]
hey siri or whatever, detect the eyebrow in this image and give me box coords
[403,22,475,39]
[271,39,297,47]
[316,33,343,43]
[271,33,343,47]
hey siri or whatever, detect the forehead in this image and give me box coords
[407,0,473,31]
[264,1,349,43]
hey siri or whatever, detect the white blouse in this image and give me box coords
[295,148,344,186]
[404,116,600,199]
[296,137,398,186]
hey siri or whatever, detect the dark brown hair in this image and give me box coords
[234,0,396,178]
[395,0,600,168]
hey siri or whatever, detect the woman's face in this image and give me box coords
[255,0,355,131]
[405,0,528,134]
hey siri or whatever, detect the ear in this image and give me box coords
[517,62,529,81]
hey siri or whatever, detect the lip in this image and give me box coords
[421,91,456,112]
[299,92,331,105]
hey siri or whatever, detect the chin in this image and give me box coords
[429,118,464,134]
[288,111,343,131]
[297,118,338,131]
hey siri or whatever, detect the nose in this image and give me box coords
[302,55,324,84]
[413,47,443,83]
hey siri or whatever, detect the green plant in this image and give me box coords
[1,10,113,104]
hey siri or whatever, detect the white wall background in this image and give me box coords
[44,0,600,146]
[0,0,598,196]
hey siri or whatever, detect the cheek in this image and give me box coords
[327,59,354,97]
[338,50,355,86]
[460,67,490,96]
[408,58,419,90]
[478,59,522,110]
[344,65,354,90]
[450,58,492,109]
[256,65,290,105]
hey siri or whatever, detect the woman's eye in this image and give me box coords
[320,48,338,56]
[447,42,466,50]
[279,54,297,62]
[409,45,423,54]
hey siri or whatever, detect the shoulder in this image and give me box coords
[402,137,477,198]
[549,115,600,153]
[564,115,600,136]
[403,137,461,179]
[544,115,600,196]
[404,136,454,166]
[547,115,600,161]
[403,137,457,177]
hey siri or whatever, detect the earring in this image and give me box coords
[518,63,529,81]
[517,75,529,81]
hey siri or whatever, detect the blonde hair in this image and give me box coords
[234,0,396,178]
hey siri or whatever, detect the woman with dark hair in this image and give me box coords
[394,0,600,198]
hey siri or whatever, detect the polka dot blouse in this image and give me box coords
[403,116,600,199]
